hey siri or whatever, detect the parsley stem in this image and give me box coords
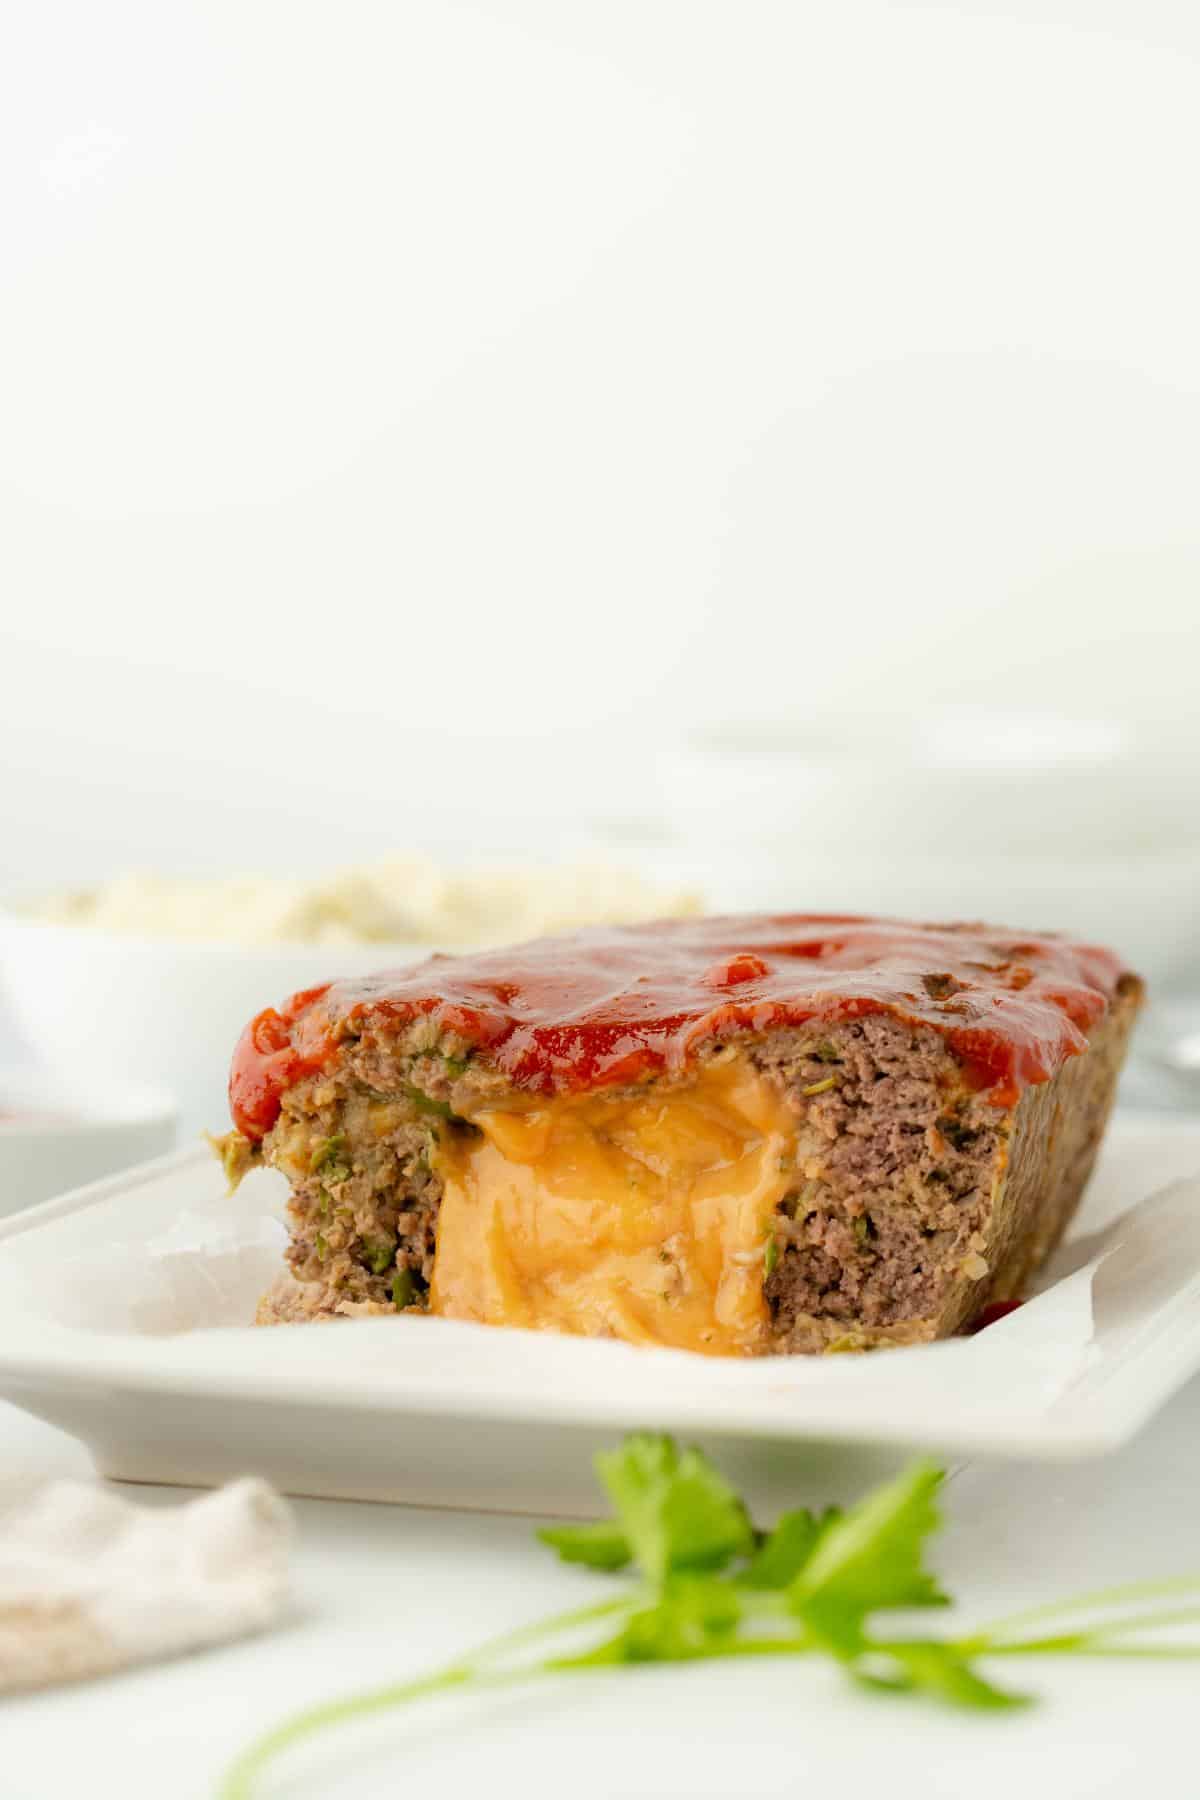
[219,1666,476,1800]
[962,1575,1200,1650]
[969,1605,1200,1658]
[704,1635,817,1658]
[978,1639,1200,1660]
[734,1589,792,1615]
[462,1592,633,1670]
[219,1593,631,1800]
[217,1430,1200,1799]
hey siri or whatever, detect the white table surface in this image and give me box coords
[5,1367,1200,1800]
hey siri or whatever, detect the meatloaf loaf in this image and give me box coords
[219,914,1141,1355]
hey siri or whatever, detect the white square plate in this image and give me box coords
[1,1115,1198,1518]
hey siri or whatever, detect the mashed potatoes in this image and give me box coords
[30,858,701,949]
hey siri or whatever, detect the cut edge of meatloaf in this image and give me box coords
[766,972,1141,1350]
[217,974,1142,1350]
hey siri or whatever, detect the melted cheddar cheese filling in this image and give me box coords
[428,1053,797,1356]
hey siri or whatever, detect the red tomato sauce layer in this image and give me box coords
[229,914,1129,1140]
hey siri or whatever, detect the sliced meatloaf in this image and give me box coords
[218,914,1141,1355]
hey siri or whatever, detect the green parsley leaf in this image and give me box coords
[537,1521,632,1572]
[741,1508,837,1590]
[219,1434,1200,1800]
[559,1576,744,1668]
[622,1577,745,1662]
[594,1434,754,1588]
[858,1640,1030,1710]
[791,1462,947,1654]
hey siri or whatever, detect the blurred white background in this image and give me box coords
[3,0,1199,883]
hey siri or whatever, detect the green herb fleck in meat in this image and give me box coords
[206,1130,261,1194]
[801,1075,838,1098]
[309,1134,347,1174]
[391,1268,418,1310]
[764,1235,779,1278]
[402,1083,457,1121]
[364,1238,396,1276]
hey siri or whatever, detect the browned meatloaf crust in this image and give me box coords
[220,914,1141,1355]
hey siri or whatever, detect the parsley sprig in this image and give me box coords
[221,1436,1200,1798]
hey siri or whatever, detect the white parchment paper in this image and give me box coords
[1,1118,1198,1458]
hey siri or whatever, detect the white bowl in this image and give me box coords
[0,1067,177,1215]
[652,716,1200,992]
[0,914,433,1141]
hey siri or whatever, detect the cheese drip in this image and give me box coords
[428,1053,796,1356]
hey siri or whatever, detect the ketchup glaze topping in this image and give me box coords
[229,914,1130,1140]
